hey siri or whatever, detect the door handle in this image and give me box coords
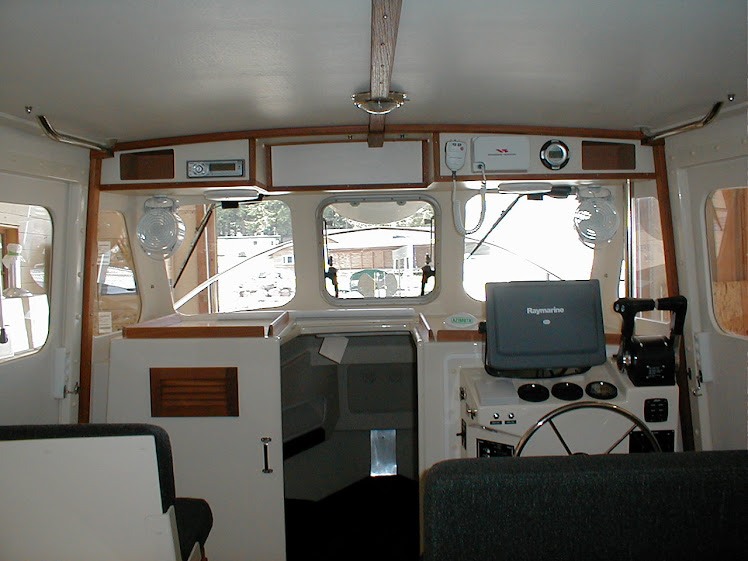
[261,437,273,474]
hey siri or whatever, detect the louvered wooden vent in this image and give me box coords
[150,367,239,417]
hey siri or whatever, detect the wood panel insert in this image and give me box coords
[123,314,265,338]
[581,141,636,170]
[150,367,239,417]
[120,149,175,180]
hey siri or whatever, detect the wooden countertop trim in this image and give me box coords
[436,329,484,342]
[436,330,622,344]
[418,313,435,342]
[123,314,266,339]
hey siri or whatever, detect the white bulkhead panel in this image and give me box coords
[439,134,655,177]
[100,139,250,184]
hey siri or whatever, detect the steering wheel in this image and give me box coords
[514,401,661,456]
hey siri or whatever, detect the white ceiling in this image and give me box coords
[0,0,745,143]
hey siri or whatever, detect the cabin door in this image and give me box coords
[671,124,748,450]
[0,171,84,424]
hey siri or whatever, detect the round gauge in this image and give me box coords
[540,139,570,170]
[551,382,583,401]
[518,383,550,403]
[585,381,618,400]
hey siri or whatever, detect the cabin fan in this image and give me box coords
[573,187,620,248]
[136,195,185,260]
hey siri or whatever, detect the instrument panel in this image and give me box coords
[459,360,679,457]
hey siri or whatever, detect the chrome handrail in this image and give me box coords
[37,115,113,155]
[642,101,722,144]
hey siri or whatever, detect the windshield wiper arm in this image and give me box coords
[173,203,217,288]
[467,194,524,258]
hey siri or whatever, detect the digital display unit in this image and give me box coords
[484,280,606,375]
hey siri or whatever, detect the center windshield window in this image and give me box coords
[462,185,618,300]
[320,196,437,301]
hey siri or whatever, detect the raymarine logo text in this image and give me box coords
[526,307,565,315]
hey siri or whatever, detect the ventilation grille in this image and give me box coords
[150,367,239,417]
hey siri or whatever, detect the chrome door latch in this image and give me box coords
[261,437,273,474]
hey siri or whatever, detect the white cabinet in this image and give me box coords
[107,336,285,561]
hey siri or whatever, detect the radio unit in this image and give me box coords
[187,159,244,178]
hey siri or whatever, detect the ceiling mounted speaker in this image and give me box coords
[136,196,185,260]
[574,187,620,249]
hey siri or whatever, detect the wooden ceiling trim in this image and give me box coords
[368,0,403,147]
[111,124,644,153]
[370,0,402,99]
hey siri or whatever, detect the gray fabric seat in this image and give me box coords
[423,451,747,561]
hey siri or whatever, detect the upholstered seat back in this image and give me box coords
[423,451,748,561]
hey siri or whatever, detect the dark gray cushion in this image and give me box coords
[175,497,213,560]
[423,451,748,561]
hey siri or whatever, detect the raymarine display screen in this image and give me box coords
[484,280,606,374]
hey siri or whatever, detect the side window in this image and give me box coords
[95,211,140,334]
[320,197,436,301]
[0,203,52,360]
[706,187,748,336]
[172,200,295,312]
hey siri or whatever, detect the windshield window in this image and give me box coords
[171,200,294,312]
[321,197,436,301]
[462,188,601,300]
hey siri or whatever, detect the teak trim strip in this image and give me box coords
[418,313,435,342]
[436,331,624,344]
[365,0,402,146]
[653,144,680,297]
[99,179,257,191]
[436,330,484,342]
[78,154,102,423]
[122,314,265,339]
[110,124,646,154]
[434,172,656,182]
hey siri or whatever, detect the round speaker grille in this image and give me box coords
[574,197,620,247]
[136,196,185,260]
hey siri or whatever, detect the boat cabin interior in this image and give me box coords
[0,1,747,560]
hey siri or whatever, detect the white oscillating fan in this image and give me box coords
[136,196,186,259]
[573,187,620,248]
